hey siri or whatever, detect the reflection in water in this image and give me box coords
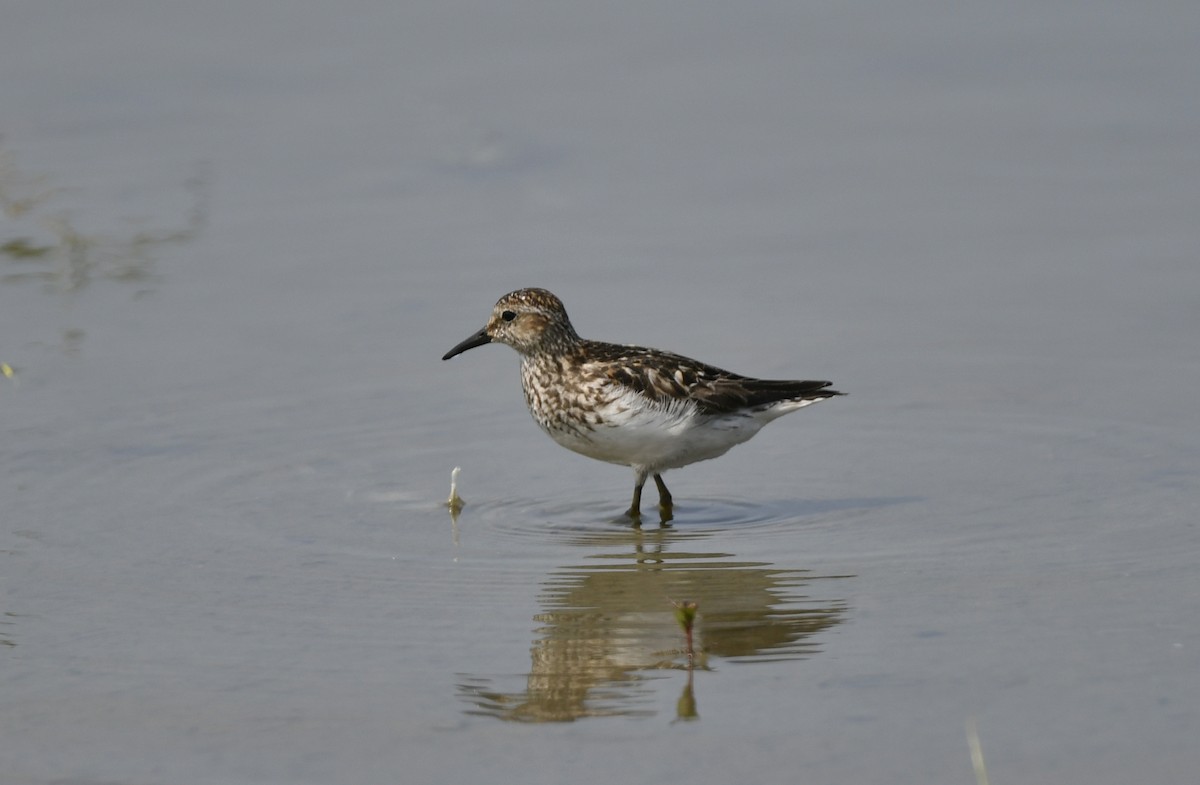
[1,146,207,294]
[0,611,17,648]
[675,668,699,722]
[459,526,850,722]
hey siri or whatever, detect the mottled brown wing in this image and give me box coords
[586,341,842,415]
[593,346,708,402]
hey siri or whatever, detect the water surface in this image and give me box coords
[2,3,1198,784]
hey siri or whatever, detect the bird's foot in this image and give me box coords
[623,506,671,528]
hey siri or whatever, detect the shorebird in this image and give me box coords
[442,288,842,521]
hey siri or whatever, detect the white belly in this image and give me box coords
[534,387,820,473]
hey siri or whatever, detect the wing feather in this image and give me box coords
[581,340,843,415]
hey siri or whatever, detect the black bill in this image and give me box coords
[442,328,492,360]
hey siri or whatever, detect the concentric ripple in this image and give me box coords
[459,492,901,543]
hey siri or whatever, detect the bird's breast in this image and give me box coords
[519,359,759,469]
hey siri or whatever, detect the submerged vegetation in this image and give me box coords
[0,144,208,359]
[0,145,207,293]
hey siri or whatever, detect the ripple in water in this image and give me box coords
[462,492,898,542]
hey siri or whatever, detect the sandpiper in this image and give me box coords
[442,288,843,521]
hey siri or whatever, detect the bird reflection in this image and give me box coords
[458,526,849,722]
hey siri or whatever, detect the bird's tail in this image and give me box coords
[743,379,844,407]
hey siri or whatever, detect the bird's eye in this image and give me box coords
[501,310,517,322]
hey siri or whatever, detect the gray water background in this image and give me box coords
[2,2,1198,783]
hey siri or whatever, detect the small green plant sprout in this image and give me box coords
[446,466,465,515]
[671,599,699,661]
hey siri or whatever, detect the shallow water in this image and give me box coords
[3,2,1199,784]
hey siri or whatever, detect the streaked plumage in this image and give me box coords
[442,288,843,520]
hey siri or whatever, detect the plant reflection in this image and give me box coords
[458,526,849,722]
[0,146,207,293]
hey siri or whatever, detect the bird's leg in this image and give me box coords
[653,473,673,518]
[627,469,647,521]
